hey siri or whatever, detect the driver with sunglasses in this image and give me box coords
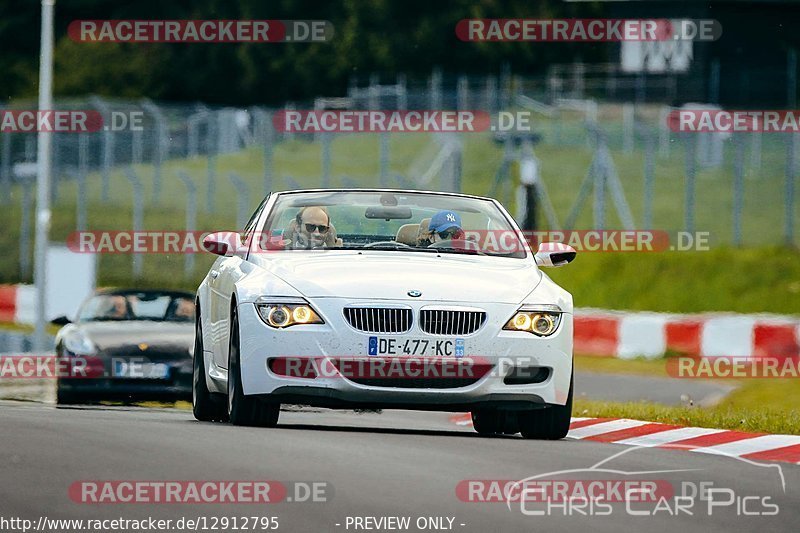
[284,206,342,249]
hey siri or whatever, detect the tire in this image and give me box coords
[56,385,82,405]
[227,306,280,427]
[192,314,227,422]
[518,375,573,440]
[471,409,502,435]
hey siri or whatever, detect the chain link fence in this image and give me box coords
[0,65,798,285]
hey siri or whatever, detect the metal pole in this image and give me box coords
[321,133,331,188]
[260,109,274,195]
[788,49,797,108]
[732,134,745,246]
[20,180,33,279]
[229,173,250,229]
[123,168,144,278]
[206,110,216,213]
[786,134,797,246]
[643,134,655,228]
[77,133,88,231]
[683,134,697,234]
[177,172,196,279]
[1,126,11,205]
[33,0,55,351]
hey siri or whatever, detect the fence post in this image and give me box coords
[733,134,745,246]
[19,179,33,279]
[643,133,655,228]
[257,108,274,195]
[321,133,331,188]
[177,172,197,279]
[683,134,697,234]
[786,134,797,246]
[0,128,10,204]
[429,67,442,110]
[206,110,217,213]
[229,173,250,229]
[622,104,635,154]
[141,99,167,204]
[123,167,144,278]
[91,96,114,201]
[77,133,88,231]
[397,74,408,110]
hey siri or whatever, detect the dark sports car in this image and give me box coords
[52,289,195,404]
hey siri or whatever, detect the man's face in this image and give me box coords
[107,296,127,318]
[299,207,330,248]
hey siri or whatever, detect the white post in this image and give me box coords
[33,0,55,351]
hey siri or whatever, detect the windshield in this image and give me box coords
[257,191,528,258]
[77,292,195,322]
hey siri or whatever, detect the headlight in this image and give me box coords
[256,302,324,328]
[503,306,562,336]
[63,331,97,355]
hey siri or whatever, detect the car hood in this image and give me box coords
[73,321,194,352]
[250,251,541,304]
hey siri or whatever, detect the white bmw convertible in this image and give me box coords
[193,189,576,439]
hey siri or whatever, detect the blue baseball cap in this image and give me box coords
[429,210,461,234]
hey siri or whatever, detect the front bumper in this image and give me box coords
[57,353,192,401]
[235,298,573,409]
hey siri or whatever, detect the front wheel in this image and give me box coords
[227,306,280,427]
[192,314,227,422]
[518,376,573,440]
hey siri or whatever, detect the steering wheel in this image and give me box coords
[362,241,413,249]
[427,240,485,255]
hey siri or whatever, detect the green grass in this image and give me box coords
[574,355,800,435]
[548,246,800,314]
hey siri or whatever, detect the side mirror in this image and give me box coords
[202,231,244,257]
[50,315,71,326]
[534,242,576,267]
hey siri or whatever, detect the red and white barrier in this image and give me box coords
[2,283,798,358]
[575,309,800,359]
[0,285,37,325]
[450,414,800,464]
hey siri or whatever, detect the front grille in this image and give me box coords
[420,309,486,335]
[343,307,412,333]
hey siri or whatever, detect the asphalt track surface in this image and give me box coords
[1,401,797,533]
[0,371,733,407]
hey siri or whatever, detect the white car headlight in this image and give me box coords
[503,305,562,336]
[63,331,97,355]
[256,302,324,328]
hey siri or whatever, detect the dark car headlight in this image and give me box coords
[503,305,562,336]
[63,331,97,355]
[256,301,324,328]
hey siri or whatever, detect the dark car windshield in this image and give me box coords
[77,292,195,323]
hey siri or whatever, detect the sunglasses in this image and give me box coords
[304,223,329,234]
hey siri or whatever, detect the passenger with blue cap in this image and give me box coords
[427,210,464,245]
